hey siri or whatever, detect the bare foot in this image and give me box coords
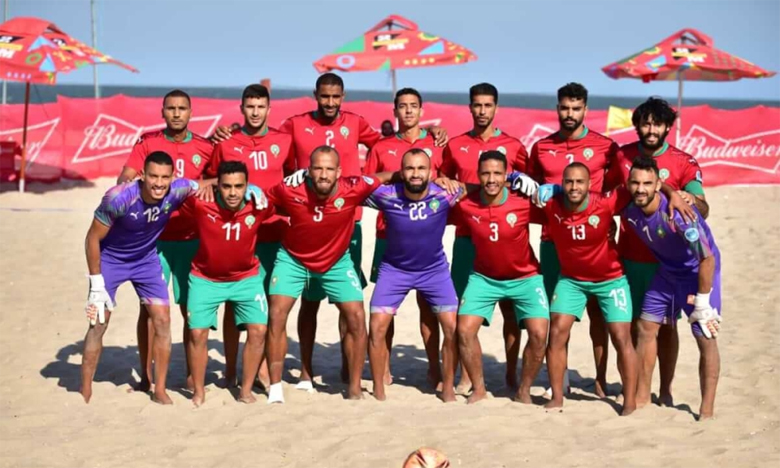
[466,388,487,404]
[347,387,364,400]
[513,389,532,404]
[238,392,257,404]
[505,373,519,391]
[659,393,674,407]
[383,372,393,386]
[621,404,636,416]
[192,393,205,407]
[373,389,387,401]
[544,399,564,411]
[185,375,195,393]
[455,379,473,395]
[152,390,173,405]
[594,379,608,399]
[698,411,714,421]
[636,392,651,409]
[439,388,457,403]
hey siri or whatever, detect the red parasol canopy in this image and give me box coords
[313,15,476,92]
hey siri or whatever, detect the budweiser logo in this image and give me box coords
[0,118,60,170]
[71,113,222,164]
[521,123,555,149]
[679,125,780,174]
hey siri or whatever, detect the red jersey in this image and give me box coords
[124,130,214,241]
[616,141,703,263]
[449,188,542,280]
[183,196,274,282]
[209,127,294,243]
[527,127,622,242]
[266,175,381,273]
[364,130,444,239]
[440,129,528,236]
[541,191,632,282]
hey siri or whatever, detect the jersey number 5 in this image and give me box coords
[313,206,324,222]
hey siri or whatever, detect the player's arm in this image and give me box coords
[660,182,696,224]
[432,175,468,200]
[529,203,547,226]
[84,199,118,324]
[357,116,382,150]
[117,138,147,184]
[426,125,449,147]
[439,145,457,179]
[602,142,626,193]
[506,170,539,197]
[85,218,110,275]
[211,122,240,143]
[117,167,138,185]
[677,156,709,218]
[526,143,544,184]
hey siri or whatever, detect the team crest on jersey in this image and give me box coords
[497,146,507,155]
[270,144,280,157]
[334,197,345,210]
[583,148,594,160]
[272,276,278,285]
[656,225,666,238]
[429,198,441,212]
[245,215,256,227]
[588,215,600,228]
[192,154,202,167]
[684,227,700,242]
[340,126,349,138]
[506,212,518,227]
[659,168,670,181]
[423,148,433,158]
[162,202,172,214]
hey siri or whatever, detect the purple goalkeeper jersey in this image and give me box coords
[94,179,197,262]
[622,193,720,280]
[365,182,461,271]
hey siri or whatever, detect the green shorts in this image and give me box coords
[271,247,364,303]
[451,236,476,299]
[369,238,387,283]
[539,241,561,302]
[255,241,282,293]
[302,222,367,302]
[157,239,199,305]
[622,259,660,319]
[458,273,550,326]
[550,276,633,323]
[187,273,268,330]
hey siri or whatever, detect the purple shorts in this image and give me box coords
[101,253,170,307]
[370,262,458,315]
[640,270,721,337]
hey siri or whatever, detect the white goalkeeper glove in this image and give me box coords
[283,169,308,188]
[85,274,114,326]
[689,291,721,339]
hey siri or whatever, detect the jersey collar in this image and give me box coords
[469,128,502,139]
[163,129,193,143]
[479,186,509,206]
[638,141,669,157]
[395,128,428,142]
[557,126,589,141]
[241,125,269,137]
[311,110,342,125]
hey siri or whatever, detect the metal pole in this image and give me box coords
[391,69,397,96]
[91,0,100,98]
[19,81,29,193]
[2,0,9,105]
[676,71,683,146]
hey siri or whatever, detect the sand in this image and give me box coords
[0,179,778,468]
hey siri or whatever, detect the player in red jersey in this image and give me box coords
[116,89,214,392]
[207,84,294,388]
[440,83,529,393]
[448,151,549,405]
[181,161,272,406]
[526,83,623,398]
[264,146,397,403]
[612,97,709,408]
[364,87,445,389]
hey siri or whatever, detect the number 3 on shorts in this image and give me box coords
[535,287,548,308]
[347,270,361,291]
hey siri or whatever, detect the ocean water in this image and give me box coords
[3,83,778,110]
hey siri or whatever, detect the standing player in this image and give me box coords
[82,151,203,404]
[264,146,396,403]
[365,148,460,402]
[182,161,272,407]
[615,97,709,407]
[450,151,549,405]
[623,157,721,419]
[526,83,623,398]
[440,82,529,392]
[116,89,214,392]
[207,84,294,387]
[364,87,445,388]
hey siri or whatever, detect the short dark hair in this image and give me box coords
[310,145,340,164]
[563,161,590,176]
[469,82,499,105]
[163,89,191,107]
[478,150,507,170]
[315,73,344,92]
[217,161,249,181]
[144,151,173,168]
[394,88,423,108]
[632,97,677,128]
[557,82,588,105]
[630,156,660,177]
[242,84,270,105]
[401,148,430,165]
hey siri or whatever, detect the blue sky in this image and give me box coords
[6,0,780,100]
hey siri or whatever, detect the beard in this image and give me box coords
[559,116,583,131]
[632,191,656,208]
[638,131,667,151]
[404,179,428,194]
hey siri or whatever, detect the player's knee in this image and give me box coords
[440,321,457,340]
[190,328,208,345]
[245,325,266,343]
[637,320,659,341]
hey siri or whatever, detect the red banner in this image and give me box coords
[1,95,778,185]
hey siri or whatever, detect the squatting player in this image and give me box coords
[450,151,549,405]
[623,157,721,419]
[364,87,446,389]
[117,89,214,391]
[82,151,204,404]
[181,161,272,407]
[365,148,461,402]
[616,97,709,407]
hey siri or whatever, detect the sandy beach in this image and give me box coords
[0,179,778,468]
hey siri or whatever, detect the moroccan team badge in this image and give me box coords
[497,146,507,155]
[423,148,433,158]
[583,148,594,160]
[656,224,666,238]
[659,168,670,181]
[270,144,280,158]
[162,202,172,214]
[429,198,441,212]
[506,212,518,227]
[588,215,600,228]
[334,198,345,210]
[340,126,349,138]
[192,154,202,167]
[245,215,256,227]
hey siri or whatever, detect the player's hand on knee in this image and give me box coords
[690,292,721,339]
[245,184,268,210]
[86,274,114,326]
[507,172,539,197]
[284,169,308,187]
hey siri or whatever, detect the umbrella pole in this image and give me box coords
[676,72,683,146]
[391,69,397,96]
[19,81,30,193]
